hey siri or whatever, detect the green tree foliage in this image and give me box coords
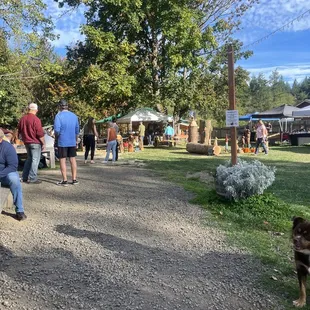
[0,0,57,126]
[269,70,295,106]
[247,74,273,112]
[56,0,257,122]
[0,34,31,126]
[66,26,136,116]
[0,0,54,52]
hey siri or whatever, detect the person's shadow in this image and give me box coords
[1,210,18,220]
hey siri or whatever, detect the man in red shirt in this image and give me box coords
[18,103,45,184]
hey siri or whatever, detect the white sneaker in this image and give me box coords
[84,160,87,164]
[102,161,108,164]
[90,160,95,164]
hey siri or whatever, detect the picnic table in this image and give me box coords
[15,145,56,168]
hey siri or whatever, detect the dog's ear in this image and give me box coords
[292,216,305,229]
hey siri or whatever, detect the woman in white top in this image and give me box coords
[255,119,268,155]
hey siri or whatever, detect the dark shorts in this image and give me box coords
[58,147,77,158]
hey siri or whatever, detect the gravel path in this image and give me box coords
[0,156,284,310]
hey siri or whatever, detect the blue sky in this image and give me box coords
[235,0,310,83]
[46,0,310,84]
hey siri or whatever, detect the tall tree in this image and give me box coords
[248,74,273,112]
[56,0,256,119]
[269,70,295,106]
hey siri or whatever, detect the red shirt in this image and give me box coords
[18,113,44,145]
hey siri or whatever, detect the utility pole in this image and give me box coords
[228,45,237,165]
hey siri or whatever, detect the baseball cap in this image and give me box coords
[0,129,4,139]
[58,99,68,108]
[29,103,38,110]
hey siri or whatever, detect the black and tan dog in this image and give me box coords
[292,216,310,307]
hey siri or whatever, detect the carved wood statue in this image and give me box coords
[204,120,213,145]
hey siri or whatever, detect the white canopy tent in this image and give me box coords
[117,108,173,124]
[292,106,310,118]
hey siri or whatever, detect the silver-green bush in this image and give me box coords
[216,159,276,201]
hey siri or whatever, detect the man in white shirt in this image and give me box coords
[255,119,268,155]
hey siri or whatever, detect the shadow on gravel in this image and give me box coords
[54,224,284,309]
[1,234,284,310]
[1,210,18,220]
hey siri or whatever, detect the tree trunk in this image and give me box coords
[186,143,213,155]
[199,120,205,144]
[204,120,212,145]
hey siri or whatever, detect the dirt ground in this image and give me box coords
[0,156,283,310]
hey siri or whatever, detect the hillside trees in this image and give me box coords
[0,0,56,126]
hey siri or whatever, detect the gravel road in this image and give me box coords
[0,156,284,310]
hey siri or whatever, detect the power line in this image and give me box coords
[241,8,310,50]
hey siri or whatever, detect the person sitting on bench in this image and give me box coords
[0,129,27,221]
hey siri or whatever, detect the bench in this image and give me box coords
[0,187,12,214]
[154,138,184,148]
[15,146,56,168]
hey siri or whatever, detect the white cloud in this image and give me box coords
[44,0,86,48]
[52,29,85,48]
[242,0,310,33]
[244,63,310,83]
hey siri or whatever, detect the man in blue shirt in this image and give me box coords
[0,129,27,221]
[54,99,80,186]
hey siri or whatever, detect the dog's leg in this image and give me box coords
[293,269,307,307]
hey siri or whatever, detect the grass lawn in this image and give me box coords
[120,143,310,309]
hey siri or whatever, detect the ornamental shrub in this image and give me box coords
[215,159,276,201]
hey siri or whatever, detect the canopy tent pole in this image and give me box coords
[279,120,283,142]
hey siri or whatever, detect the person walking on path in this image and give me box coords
[18,103,45,184]
[138,121,145,150]
[83,117,99,164]
[102,122,117,164]
[0,129,27,221]
[112,118,119,161]
[254,119,268,155]
[54,100,80,186]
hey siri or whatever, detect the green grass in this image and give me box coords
[121,144,310,309]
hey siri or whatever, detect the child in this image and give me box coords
[134,135,140,152]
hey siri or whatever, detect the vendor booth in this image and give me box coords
[291,106,310,145]
[117,108,173,143]
[239,104,299,143]
[117,108,173,126]
[292,106,310,118]
[97,108,173,146]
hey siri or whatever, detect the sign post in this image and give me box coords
[227,45,237,165]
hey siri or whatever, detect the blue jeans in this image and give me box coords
[0,172,24,213]
[255,138,268,154]
[105,140,117,162]
[23,144,41,182]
